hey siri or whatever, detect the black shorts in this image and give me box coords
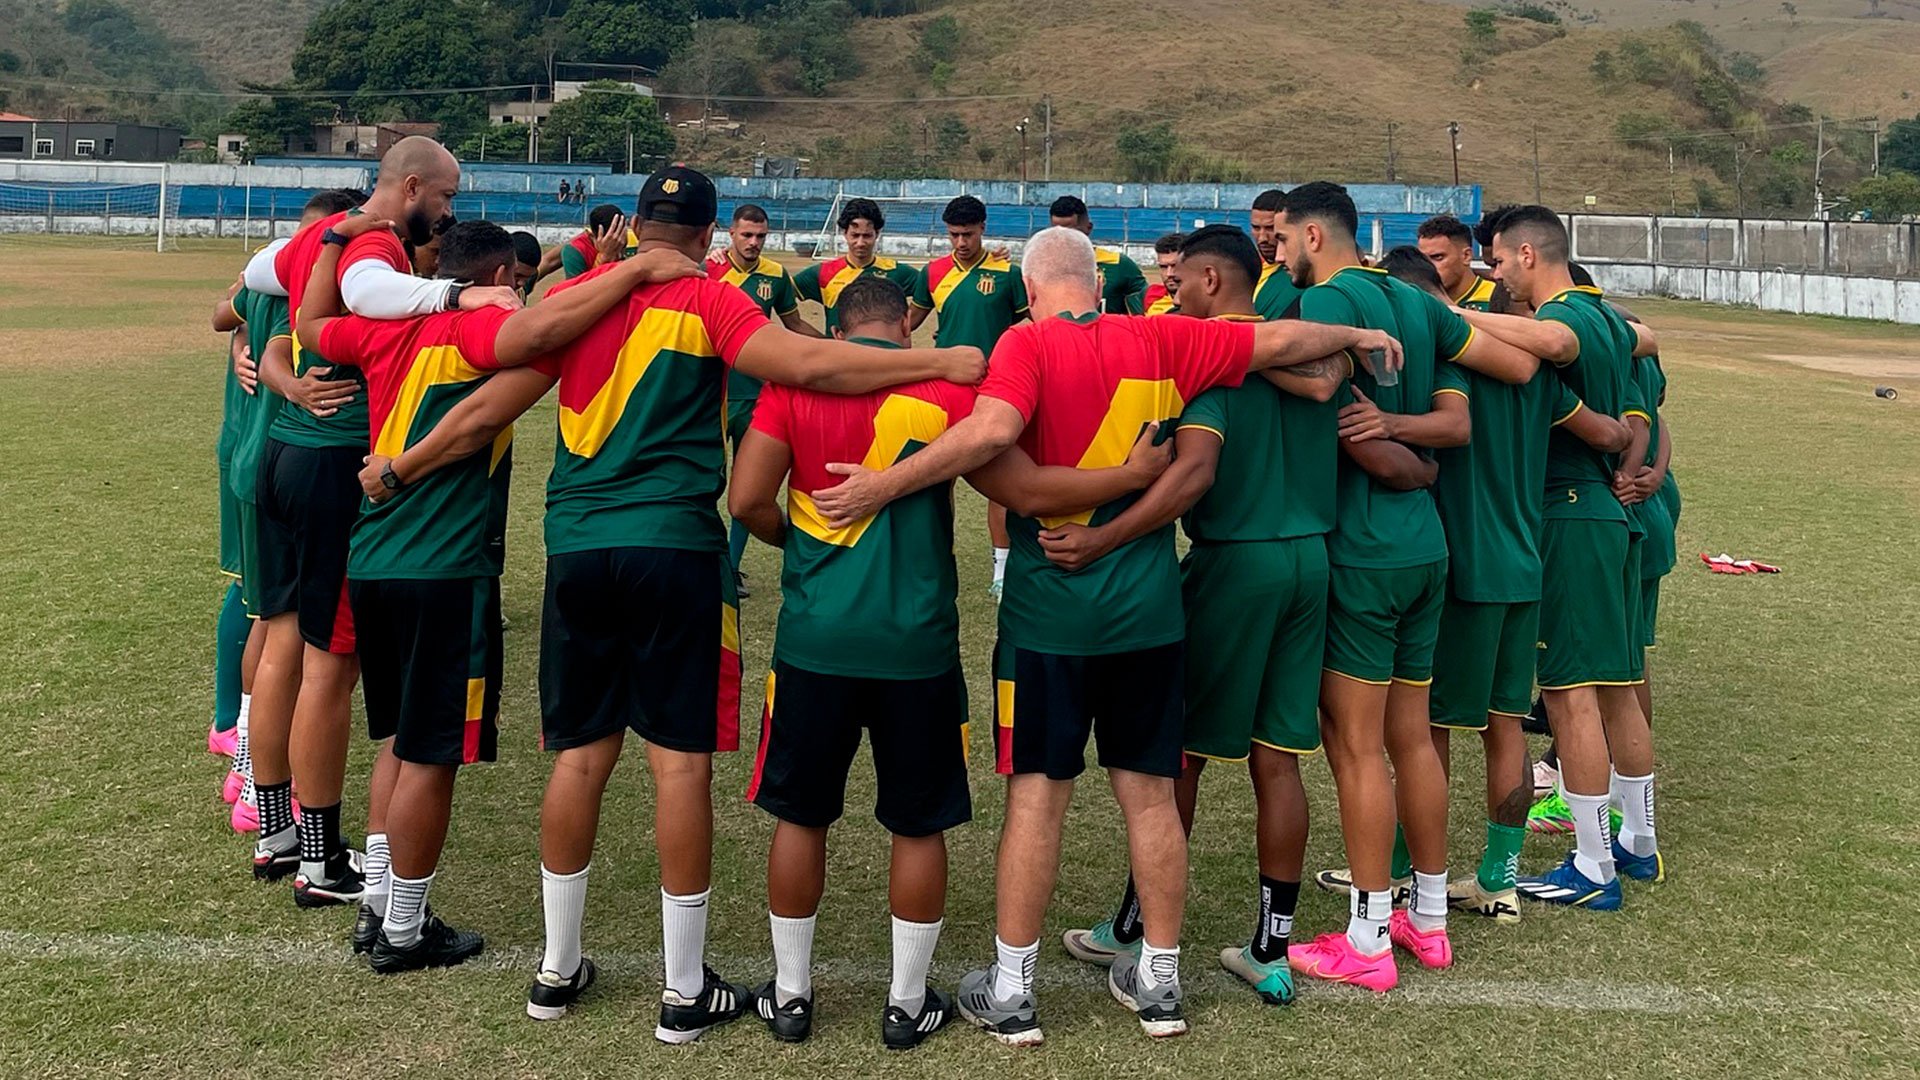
[746,661,971,837]
[352,577,502,766]
[255,439,363,654]
[539,546,741,754]
[991,640,1186,781]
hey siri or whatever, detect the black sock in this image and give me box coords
[1250,876,1300,964]
[298,801,341,867]
[258,780,295,841]
[1111,876,1144,945]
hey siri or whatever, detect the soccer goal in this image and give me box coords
[804,192,1011,261]
[0,163,180,252]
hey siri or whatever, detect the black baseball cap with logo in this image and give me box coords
[637,165,718,228]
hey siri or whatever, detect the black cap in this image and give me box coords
[638,165,717,228]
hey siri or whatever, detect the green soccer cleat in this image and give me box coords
[1526,791,1574,835]
[1061,918,1140,967]
[1219,945,1295,1005]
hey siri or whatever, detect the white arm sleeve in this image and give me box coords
[339,259,455,319]
[241,238,292,296]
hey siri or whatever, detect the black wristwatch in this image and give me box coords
[444,283,467,311]
[381,462,405,492]
[321,227,351,247]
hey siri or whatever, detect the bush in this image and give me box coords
[1465,9,1498,43]
[917,15,963,65]
[1591,49,1617,83]
[1503,1,1560,24]
[1848,170,1920,219]
[1115,121,1178,182]
[1728,52,1766,85]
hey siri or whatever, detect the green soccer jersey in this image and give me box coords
[1538,286,1639,524]
[1455,275,1499,311]
[218,334,246,470]
[1302,266,1472,570]
[1630,353,1677,579]
[1096,247,1149,315]
[709,251,799,405]
[226,288,292,504]
[910,252,1029,357]
[1255,261,1304,320]
[1177,314,1339,542]
[794,255,921,333]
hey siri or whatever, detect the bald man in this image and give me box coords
[238,136,521,918]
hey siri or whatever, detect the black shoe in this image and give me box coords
[735,570,752,600]
[655,965,748,1044]
[252,841,300,882]
[351,903,382,955]
[1521,695,1551,736]
[527,957,598,1020]
[883,986,955,1051]
[293,851,365,908]
[752,980,813,1043]
[368,913,485,975]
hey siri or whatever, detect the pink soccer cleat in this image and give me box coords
[230,797,259,833]
[223,771,245,805]
[208,724,238,758]
[1287,932,1399,993]
[1388,911,1453,969]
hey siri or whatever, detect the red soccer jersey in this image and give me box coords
[275,210,411,333]
[1143,282,1177,316]
[566,230,598,270]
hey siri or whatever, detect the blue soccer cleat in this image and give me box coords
[1611,840,1666,883]
[1516,852,1623,911]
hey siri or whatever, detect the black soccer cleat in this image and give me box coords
[752,980,813,1043]
[252,842,300,883]
[293,852,365,908]
[368,913,485,975]
[527,957,598,1020]
[882,986,955,1051]
[655,966,749,1044]
[1522,695,1551,736]
[350,903,383,955]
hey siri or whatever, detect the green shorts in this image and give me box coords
[218,465,242,578]
[1624,534,1646,680]
[1181,537,1329,760]
[236,498,263,617]
[1324,558,1448,686]
[1639,575,1661,649]
[1538,519,1642,689]
[727,397,757,448]
[1429,597,1539,730]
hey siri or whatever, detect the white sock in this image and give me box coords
[540,864,590,977]
[770,912,817,1004]
[1139,941,1180,990]
[362,832,392,918]
[1346,888,1391,956]
[1614,771,1657,857]
[1608,767,1624,813]
[889,916,942,1013]
[1566,788,1618,883]
[1410,871,1449,933]
[992,935,1037,999]
[386,872,433,947]
[232,694,252,779]
[662,888,710,999]
[991,546,1009,584]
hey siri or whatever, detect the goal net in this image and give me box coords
[0,164,180,251]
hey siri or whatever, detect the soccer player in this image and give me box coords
[710,204,822,596]
[1142,232,1184,316]
[511,231,545,298]
[1249,188,1302,319]
[1272,183,1536,992]
[210,284,254,794]
[1479,204,1665,910]
[1616,345,1676,750]
[1047,195,1148,315]
[1050,225,1348,1008]
[558,204,634,280]
[907,195,1030,601]
[355,166,984,1039]
[1416,214,1498,307]
[792,197,920,333]
[809,226,1404,1043]
[237,137,520,907]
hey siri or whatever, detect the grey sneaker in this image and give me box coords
[955,966,1042,1047]
[1109,952,1188,1038]
[1313,867,1413,908]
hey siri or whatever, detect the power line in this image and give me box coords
[0,76,1027,106]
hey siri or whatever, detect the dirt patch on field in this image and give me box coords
[0,326,217,370]
[1762,353,1920,383]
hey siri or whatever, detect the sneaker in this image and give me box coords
[369,913,486,974]
[1387,910,1453,969]
[1516,852,1623,910]
[955,966,1042,1047]
[222,770,245,805]
[251,838,300,882]
[882,986,954,1051]
[208,723,238,757]
[1530,758,1559,798]
[1446,876,1520,923]
[230,798,259,834]
[1219,945,1294,1005]
[1312,868,1413,908]
[1108,952,1188,1038]
[751,980,813,1043]
[1526,791,1574,834]
[351,903,383,954]
[293,852,365,908]
[1611,839,1666,883]
[1060,918,1139,967]
[526,958,598,1021]
[1287,932,1398,993]
[735,570,752,600]
[656,966,749,1045]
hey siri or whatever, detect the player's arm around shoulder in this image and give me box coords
[1458,305,1572,371]
[728,429,792,548]
[1035,423,1220,573]
[364,365,558,502]
[813,395,1026,530]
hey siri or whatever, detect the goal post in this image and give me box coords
[0,162,182,251]
[802,192,1004,261]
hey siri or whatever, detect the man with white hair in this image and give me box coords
[811,226,1403,1045]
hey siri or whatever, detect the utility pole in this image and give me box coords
[1668,141,1676,211]
[1531,126,1542,203]
[1871,115,1881,176]
[627,127,634,174]
[1813,114,1826,218]
[1043,95,1053,182]
[1016,116,1030,185]
[1447,120,1461,186]
[1385,122,1397,182]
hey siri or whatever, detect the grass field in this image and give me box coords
[3,238,1919,1078]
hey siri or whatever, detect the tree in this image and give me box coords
[563,0,698,69]
[1590,49,1616,83]
[543,81,677,170]
[1465,9,1499,44]
[658,19,763,99]
[1847,170,1920,219]
[1883,116,1920,176]
[292,0,506,137]
[760,0,861,94]
[1116,121,1178,182]
[932,112,970,159]
[219,96,335,160]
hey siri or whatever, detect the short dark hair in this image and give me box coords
[1416,214,1472,246]
[510,230,542,269]
[837,275,908,329]
[1481,204,1569,262]
[435,221,515,283]
[1251,188,1287,213]
[840,197,885,231]
[1378,245,1447,298]
[1153,232,1186,255]
[733,203,769,225]
[1049,195,1089,221]
[942,195,986,227]
[1279,181,1358,240]
[306,188,367,215]
[1179,224,1261,287]
[587,203,623,232]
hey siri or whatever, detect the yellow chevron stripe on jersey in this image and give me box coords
[1456,276,1498,306]
[823,261,866,308]
[1039,377,1185,528]
[930,255,1014,311]
[786,392,955,548]
[374,345,492,459]
[558,307,717,457]
[1095,247,1121,265]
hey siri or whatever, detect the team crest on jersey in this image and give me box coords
[977,275,996,296]
[757,281,773,300]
